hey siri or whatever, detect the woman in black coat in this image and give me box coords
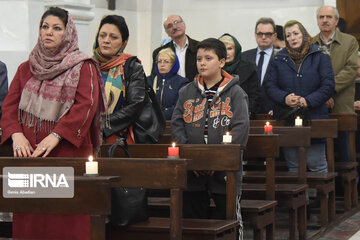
[219,33,260,119]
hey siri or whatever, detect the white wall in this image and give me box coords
[1,0,331,80]
[161,0,324,52]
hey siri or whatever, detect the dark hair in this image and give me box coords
[276,25,284,41]
[337,17,347,33]
[41,7,68,26]
[255,17,276,33]
[99,15,129,41]
[197,38,227,60]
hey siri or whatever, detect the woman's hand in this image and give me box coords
[299,97,308,107]
[326,97,334,109]
[31,133,60,158]
[285,93,300,108]
[354,101,360,111]
[11,132,34,157]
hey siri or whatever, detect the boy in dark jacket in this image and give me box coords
[171,38,249,221]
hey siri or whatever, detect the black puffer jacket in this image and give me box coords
[103,58,146,138]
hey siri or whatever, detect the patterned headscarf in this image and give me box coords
[284,20,312,69]
[93,26,132,114]
[19,11,107,146]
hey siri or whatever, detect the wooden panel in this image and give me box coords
[0,176,117,214]
[250,126,311,147]
[337,0,360,47]
[100,144,243,171]
[0,157,188,189]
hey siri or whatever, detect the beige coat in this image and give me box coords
[313,30,358,113]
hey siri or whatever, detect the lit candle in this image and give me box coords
[264,121,273,134]
[222,131,232,143]
[295,116,303,127]
[86,156,98,175]
[168,142,179,157]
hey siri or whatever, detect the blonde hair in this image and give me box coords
[219,35,235,47]
[157,48,175,63]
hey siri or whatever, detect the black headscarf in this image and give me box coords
[219,33,242,74]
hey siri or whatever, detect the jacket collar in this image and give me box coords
[195,70,239,96]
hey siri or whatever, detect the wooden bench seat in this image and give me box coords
[249,124,337,227]
[0,156,188,240]
[107,217,238,240]
[244,170,337,227]
[102,135,280,240]
[335,162,358,210]
[147,196,278,240]
[100,144,243,240]
[329,113,358,210]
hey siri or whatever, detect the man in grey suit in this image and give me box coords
[242,17,276,114]
[0,61,8,121]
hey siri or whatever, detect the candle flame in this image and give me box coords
[172,142,176,148]
[88,155,93,162]
[226,131,230,136]
[296,116,300,119]
[266,121,270,126]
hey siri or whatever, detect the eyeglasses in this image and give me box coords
[165,20,183,30]
[157,60,172,64]
[256,32,274,38]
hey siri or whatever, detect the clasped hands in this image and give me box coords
[12,132,60,157]
[285,93,307,108]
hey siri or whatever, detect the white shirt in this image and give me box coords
[256,46,273,85]
[174,37,189,78]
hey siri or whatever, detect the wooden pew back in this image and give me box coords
[0,157,188,189]
[250,126,311,184]
[0,156,188,240]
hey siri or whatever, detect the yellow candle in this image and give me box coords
[295,116,303,127]
[86,156,98,174]
[223,132,232,143]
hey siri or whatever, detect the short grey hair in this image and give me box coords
[316,6,339,20]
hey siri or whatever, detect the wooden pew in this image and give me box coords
[0,174,120,240]
[329,113,358,210]
[244,128,310,240]
[0,156,188,240]
[243,134,279,240]
[100,137,279,240]
[248,125,337,227]
[100,144,242,240]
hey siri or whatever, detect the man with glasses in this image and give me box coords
[151,15,198,82]
[242,17,276,114]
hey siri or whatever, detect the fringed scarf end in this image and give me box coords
[18,109,56,134]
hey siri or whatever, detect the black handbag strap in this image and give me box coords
[108,138,132,158]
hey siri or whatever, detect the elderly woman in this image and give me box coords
[265,20,334,173]
[93,15,163,143]
[147,48,188,120]
[219,33,260,119]
[0,7,106,239]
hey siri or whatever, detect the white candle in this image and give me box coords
[295,116,303,127]
[86,156,98,174]
[223,132,232,143]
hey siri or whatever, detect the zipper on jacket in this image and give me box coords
[160,78,166,107]
[77,63,94,138]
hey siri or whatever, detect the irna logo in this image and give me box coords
[7,172,69,188]
[3,167,74,198]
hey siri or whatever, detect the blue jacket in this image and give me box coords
[147,55,188,120]
[264,45,335,120]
